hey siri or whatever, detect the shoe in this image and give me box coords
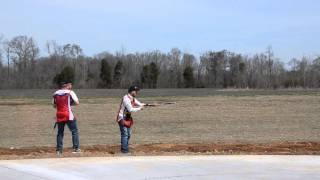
[72,149,81,153]
[120,150,132,155]
[56,151,62,156]
[121,150,129,153]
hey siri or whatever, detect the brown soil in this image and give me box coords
[0,142,319,160]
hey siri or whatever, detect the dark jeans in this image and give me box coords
[56,120,80,152]
[118,121,131,153]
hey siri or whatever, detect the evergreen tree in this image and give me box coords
[53,66,75,86]
[99,59,112,88]
[113,61,123,88]
[149,62,159,88]
[141,64,151,88]
[183,66,194,88]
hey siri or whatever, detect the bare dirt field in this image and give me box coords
[0,89,319,159]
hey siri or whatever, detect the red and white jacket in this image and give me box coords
[116,94,143,122]
[52,89,79,122]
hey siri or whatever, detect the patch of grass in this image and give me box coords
[0,92,319,148]
[0,89,319,99]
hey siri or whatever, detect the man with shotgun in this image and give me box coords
[116,86,145,154]
[52,81,80,155]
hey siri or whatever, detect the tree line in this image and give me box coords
[0,35,320,89]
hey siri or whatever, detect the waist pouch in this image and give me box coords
[123,118,134,128]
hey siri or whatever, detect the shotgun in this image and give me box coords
[145,102,176,107]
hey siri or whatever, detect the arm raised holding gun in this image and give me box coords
[116,86,144,154]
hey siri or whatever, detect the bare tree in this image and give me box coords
[168,48,182,88]
[266,46,274,88]
[7,36,39,88]
[2,34,320,89]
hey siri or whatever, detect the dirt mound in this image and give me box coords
[0,142,319,160]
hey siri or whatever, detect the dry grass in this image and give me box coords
[0,90,319,149]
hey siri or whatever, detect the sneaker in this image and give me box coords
[119,152,132,156]
[56,151,62,156]
[72,149,81,153]
[120,150,132,155]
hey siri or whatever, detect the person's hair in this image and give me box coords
[128,85,140,93]
[60,82,71,89]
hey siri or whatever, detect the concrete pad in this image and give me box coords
[0,155,319,180]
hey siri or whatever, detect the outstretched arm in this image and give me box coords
[134,98,145,107]
[124,97,142,112]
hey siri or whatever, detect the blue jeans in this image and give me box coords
[119,121,131,153]
[56,120,80,152]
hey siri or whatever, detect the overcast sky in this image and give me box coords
[1,0,319,62]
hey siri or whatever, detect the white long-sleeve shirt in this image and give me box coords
[52,89,79,121]
[117,94,143,121]
[52,89,79,106]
